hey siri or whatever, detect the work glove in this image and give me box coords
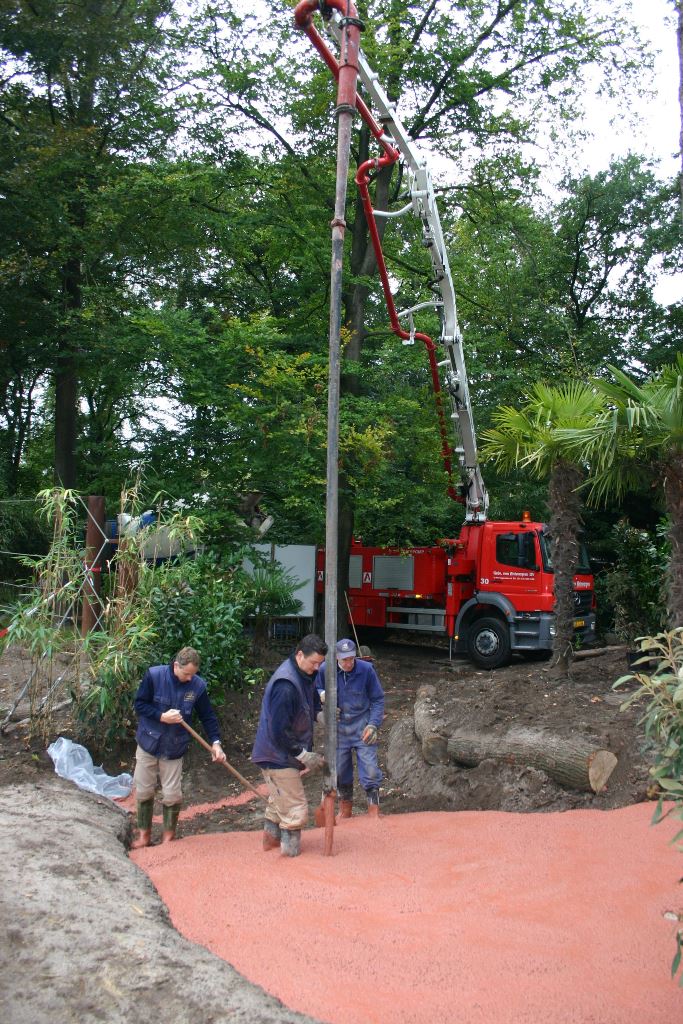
[296,749,325,772]
[362,724,379,745]
[160,708,183,724]
[211,741,227,764]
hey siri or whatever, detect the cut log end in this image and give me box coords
[446,727,619,793]
[587,749,618,793]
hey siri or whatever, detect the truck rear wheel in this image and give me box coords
[468,617,511,669]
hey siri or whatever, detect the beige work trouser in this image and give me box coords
[133,745,183,805]
[261,767,308,830]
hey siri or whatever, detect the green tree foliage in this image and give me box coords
[184,0,653,576]
[0,0,677,600]
[0,0,185,488]
[553,157,677,372]
[559,356,683,626]
[451,156,675,418]
[482,381,605,674]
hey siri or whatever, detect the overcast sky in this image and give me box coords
[584,0,678,176]
[567,0,680,304]
[635,0,680,303]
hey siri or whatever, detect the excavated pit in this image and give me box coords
[2,641,679,1022]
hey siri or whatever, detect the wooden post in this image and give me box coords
[115,515,139,600]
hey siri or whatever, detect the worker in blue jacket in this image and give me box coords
[316,638,385,818]
[131,646,226,848]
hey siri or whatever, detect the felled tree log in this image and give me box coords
[573,644,626,661]
[446,726,617,793]
[413,685,450,765]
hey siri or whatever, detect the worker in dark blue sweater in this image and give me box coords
[252,634,327,857]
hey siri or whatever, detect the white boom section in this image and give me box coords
[329,14,489,522]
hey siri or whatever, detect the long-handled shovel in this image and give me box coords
[344,592,374,662]
[179,719,266,804]
[344,591,362,653]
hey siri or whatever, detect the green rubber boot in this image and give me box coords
[280,828,301,857]
[263,819,282,851]
[161,802,181,843]
[366,787,380,818]
[131,798,154,849]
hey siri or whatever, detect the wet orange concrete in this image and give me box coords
[132,803,682,1024]
[116,783,269,823]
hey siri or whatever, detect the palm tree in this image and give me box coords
[481,381,605,676]
[558,355,683,626]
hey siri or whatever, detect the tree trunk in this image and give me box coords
[664,451,683,626]
[573,644,626,660]
[0,377,30,492]
[10,378,37,491]
[446,726,617,793]
[54,350,79,488]
[548,460,584,677]
[676,1,683,230]
[345,129,396,361]
[54,255,82,489]
[334,129,399,638]
[413,684,450,764]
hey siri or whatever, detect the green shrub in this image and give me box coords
[1,489,302,749]
[596,520,668,643]
[615,627,683,985]
[0,497,50,590]
[140,553,259,699]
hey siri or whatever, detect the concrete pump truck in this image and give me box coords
[295,1,596,668]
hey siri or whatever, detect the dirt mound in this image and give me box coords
[0,777,316,1024]
[383,644,651,815]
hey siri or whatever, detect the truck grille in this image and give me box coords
[574,590,593,615]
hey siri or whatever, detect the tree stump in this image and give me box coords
[413,685,450,765]
[446,726,617,793]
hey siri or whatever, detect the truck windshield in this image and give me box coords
[539,532,592,574]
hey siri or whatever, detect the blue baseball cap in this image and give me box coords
[336,638,357,658]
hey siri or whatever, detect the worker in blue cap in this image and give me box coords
[316,638,385,817]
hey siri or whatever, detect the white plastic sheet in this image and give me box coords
[47,736,133,799]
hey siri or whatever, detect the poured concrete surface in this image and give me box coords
[133,802,682,1024]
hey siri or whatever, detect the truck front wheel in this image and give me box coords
[467,617,511,669]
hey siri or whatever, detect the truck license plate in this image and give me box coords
[574,619,585,629]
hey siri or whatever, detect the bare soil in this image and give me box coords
[0,638,654,1023]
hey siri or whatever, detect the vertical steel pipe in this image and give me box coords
[323,105,355,827]
[295,0,361,854]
